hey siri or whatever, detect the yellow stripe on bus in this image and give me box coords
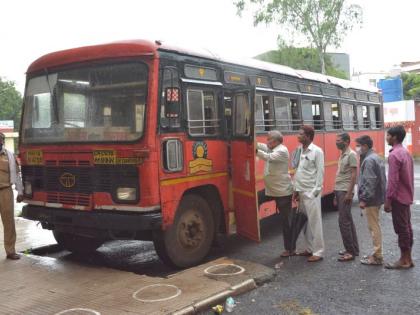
[160,172,228,186]
[232,187,255,198]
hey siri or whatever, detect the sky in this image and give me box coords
[1,0,420,94]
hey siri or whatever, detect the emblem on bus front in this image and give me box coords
[59,172,76,188]
[189,141,213,174]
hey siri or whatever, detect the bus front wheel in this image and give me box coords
[153,194,215,268]
[53,231,103,254]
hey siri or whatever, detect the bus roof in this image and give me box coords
[27,39,379,93]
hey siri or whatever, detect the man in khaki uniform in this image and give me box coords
[334,133,359,262]
[0,132,24,260]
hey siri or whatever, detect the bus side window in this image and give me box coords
[160,67,181,129]
[255,94,272,132]
[324,101,341,130]
[233,93,251,136]
[273,96,292,131]
[369,105,381,129]
[186,89,220,136]
[290,99,300,130]
[356,105,370,129]
[342,103,356,130]
[301,99,323,130]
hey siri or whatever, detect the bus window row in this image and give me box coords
[254,94,382,133]
[160,86,382,137]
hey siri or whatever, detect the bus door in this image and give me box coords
[228,89,260,242]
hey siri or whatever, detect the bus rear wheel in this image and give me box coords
[53,231,103,254]
[153,194,215,268]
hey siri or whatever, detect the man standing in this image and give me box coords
[356,135,386,266]
[0,132,24,260]
[293,125,325,262]
[257,130,294,257]
[384,126,415,269]
[334,133,359,262]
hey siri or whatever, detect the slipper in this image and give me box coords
[308,255,323,262]
[360,256,383,266]
[338,253,354,262]
[296,250,312,257]
[385,262,412,270]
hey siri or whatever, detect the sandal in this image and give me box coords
[360,255,383,266]
[296,250,312,257]
[338,253,354,262]
[385,261,412,270]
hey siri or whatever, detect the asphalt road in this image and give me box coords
[201,163,420,315]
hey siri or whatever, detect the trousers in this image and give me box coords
[258,190,294,251]
[299,192,325,257]
[0,187,16,255]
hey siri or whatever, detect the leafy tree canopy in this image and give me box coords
[255,45,348,79]
[235,0,362,74]
[0,77,22,131]
[401,72,420,100]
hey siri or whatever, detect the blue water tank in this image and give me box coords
[378,77,403,102]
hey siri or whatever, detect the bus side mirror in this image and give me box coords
[164,87,180,119]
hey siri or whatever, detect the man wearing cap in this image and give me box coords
[0,132,24,260]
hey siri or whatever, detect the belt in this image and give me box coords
[0,185,12,190]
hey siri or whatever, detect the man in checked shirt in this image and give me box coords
[384,125,415,269]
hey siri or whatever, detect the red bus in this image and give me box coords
[20,40,384,268]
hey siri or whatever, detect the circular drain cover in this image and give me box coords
[133,284,181,302]
[204,263,245,276]
[55,308,100,315]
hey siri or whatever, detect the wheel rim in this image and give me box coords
[177,208,205,249]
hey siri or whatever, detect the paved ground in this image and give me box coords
[0,220,273,315]
[3,164,420,314]
[199,164,420,315]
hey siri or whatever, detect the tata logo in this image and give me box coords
[59,172,76,188]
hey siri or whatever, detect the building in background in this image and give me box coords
[383,100,415,156]
[401,61,420,74]
[0,120,18,153]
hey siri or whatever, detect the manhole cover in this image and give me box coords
[204,263,245,276]
[132,284,181,302]
[55,308,100,315]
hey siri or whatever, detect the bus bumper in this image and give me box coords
[22,205,162,239]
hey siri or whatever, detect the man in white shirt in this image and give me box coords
[257,130,294,257]
[293,125,325,262]
[0,132,23,260]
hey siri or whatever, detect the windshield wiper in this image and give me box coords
[44,68,59,124]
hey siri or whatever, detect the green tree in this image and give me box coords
[235,0,362,74]
[0,77,23,131]
[256,45,348,79]
[401,72,420,100]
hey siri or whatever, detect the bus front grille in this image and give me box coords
[47,192,91,207]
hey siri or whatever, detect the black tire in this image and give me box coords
[322,192,338,212]
[53,231,103,254]
[153,194,215,268]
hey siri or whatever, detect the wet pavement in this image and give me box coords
[199,163,420,315]
[0,220,273,315]
[3,163,420,314]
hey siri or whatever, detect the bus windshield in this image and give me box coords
[21,62,148,144]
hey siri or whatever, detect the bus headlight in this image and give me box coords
[24,181,32,196]
[116,187,137,201]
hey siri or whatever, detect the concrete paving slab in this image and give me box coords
[0,219,275,314]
